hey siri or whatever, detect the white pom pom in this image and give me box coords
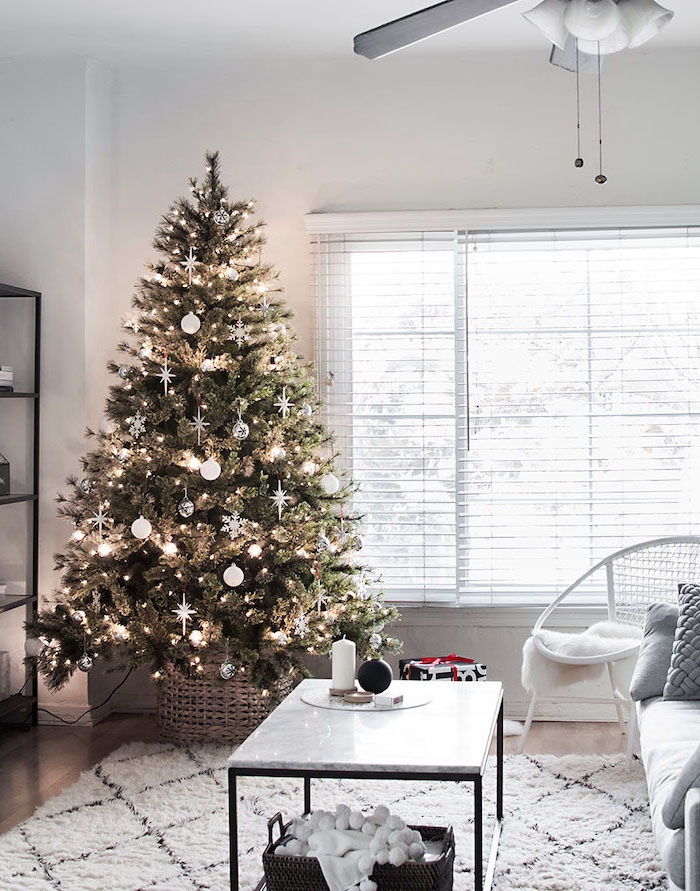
[308,812,322,826]
[299,842,310,857]
[335,815,350,831]
[410,829,423,844]
[369,836,384,855]
[387,815,405,831]
[399,828,414,844]
[357,853,375,874]
[389,847,407,867]
[308,835,321,851]
[375,848,390,865]
[374,826,391,843]
[408,842,425,860]
[286,839,302,856]
[371,804,390,825]
[361,821,377,835]
[349,811,364,830]
[360,881,378,891]
[319,815,335,831]
[335,803,351,817]
[297,824,313,841]
[388,830,403,847]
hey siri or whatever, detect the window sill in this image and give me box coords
[389,603,607,629]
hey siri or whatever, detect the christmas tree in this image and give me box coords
[30,152,399,692]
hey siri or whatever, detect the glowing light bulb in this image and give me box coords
[162,541,178,556]
[248,543,263,558]
[97,541,112,557]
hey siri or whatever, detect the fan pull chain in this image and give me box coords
[575,39,584,169]
[595,43,607,184]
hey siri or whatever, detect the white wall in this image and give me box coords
[2,45,699,721]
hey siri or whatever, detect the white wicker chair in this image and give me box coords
[518,536,700,765]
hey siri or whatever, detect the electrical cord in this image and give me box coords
[18,667,134,727]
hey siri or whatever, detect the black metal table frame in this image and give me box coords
[228,698,503,891]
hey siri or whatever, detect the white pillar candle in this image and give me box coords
[331,636,356,690]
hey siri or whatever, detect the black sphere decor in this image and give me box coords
[357,658,393,695]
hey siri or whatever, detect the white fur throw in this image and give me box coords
[521,620,641,694]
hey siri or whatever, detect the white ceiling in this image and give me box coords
[1,0,697,63]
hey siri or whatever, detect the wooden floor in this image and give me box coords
[0,715,628,836]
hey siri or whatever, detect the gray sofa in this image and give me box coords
[638,697,700,891]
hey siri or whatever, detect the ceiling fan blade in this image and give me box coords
[354,0,522,59]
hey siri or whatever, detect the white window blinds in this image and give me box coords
[314,226,700,605]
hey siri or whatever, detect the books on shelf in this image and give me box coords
[0,366,14,392]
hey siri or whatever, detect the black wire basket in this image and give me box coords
[263,813,455,891]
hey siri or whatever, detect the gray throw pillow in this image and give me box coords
[662,741,700,829]
[664,583,700,701]
[629,602,679,701]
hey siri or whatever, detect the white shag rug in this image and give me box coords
[0,742,667,891]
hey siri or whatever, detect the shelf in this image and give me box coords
[0,493,37,505]
[0,392,38,399]
[0,694,36,720]
[0,595,37,614]
[0,284,40,299]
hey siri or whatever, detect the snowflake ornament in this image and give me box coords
[190,406,209,445]
[158,356,174,395]
[172,594,196,636]
[182,247,197,285]
[213,208,230,226]
[222,512,247,539]
[274,386,294,419]
[122,312,142,333]
[293,609,310,637]
[270,480,290,520]
[228,318,250,346]
[129,411,146,439]
[316,584,328,613]
[91,591,102,613]
[258,294,272,316]
[88,505,112,538]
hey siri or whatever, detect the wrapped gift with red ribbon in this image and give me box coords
[399,654,487,682]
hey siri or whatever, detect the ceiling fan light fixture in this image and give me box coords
[576,23,631,54]
[619,0,674,47]
[564,0,621,40]
[522,0,570,50]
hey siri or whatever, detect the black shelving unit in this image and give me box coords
[0,283,40,728]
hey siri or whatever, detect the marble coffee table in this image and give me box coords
[227,678,504,891]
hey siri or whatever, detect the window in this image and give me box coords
[314,224,700,605]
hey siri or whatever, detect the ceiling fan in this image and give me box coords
[353,0,674,183]
[354,0,674,72]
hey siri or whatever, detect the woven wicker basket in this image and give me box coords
[157,650,296,745]
[263,814,455,891]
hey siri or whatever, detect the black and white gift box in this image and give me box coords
[399,655,487,682]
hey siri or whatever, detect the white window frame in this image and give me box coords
[308,206,700,610]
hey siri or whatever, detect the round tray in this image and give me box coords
[301,687,432,712]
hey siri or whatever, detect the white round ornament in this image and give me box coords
[131,515,152,540]
[180,312,201,334]
[224,266,239,281]
[320,473,340,495]
[223,563,244,587]
[201,358,215,372]
[138,346,151,360]
[200,457,221,481]
[24,637,43,658]
[213,208,230,226]
[219,659,236,680]
[189,629,204,646]
[78,654,93,672]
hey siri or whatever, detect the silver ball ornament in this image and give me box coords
[138,347,151,361]
[370,632,382,650]
[201,358,215,372]
[213,208,230,226]
[219,660,236,680]
[118,365,130,379]
[233,419,249,440]
[224,266,239,281]
[316,534,331,552]
[177,495,195,518]
[180,312,201,335]
[351,536,363,551]
[300,403,313,417]
[78,654,93,672]
[118,447,130,463]
[80,478,92,494]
